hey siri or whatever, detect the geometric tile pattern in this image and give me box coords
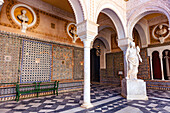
[0,33,21,83]
[53,45,73,80]
[138,48,150,80]
[146,80,170,90]
[73,48,84,80]
[0,84,170,113]
[21,40,52,83]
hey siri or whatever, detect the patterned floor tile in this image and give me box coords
[0,84,169,113]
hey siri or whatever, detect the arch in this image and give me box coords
[92,38,108,69]
[152,51,162,79]
[94,1,126,39]
[94,37,110,51]
[92,33,111,52]
[68,0,86,23]
[128,4,170,39]
[135,23,148,48]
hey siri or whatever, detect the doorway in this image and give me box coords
[90,48,100,82]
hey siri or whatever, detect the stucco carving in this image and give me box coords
[11,3,37,33]
[152,23,170,43]
[67,23,79,43]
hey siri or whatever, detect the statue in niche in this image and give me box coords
[126,42,142,79]
[69,25,79,43]
[17,10,29,33]
[152,23,169,44]
[156,24,168,43]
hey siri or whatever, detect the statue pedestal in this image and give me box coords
[121,78,148,100]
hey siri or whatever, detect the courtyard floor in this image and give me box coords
[0,84,170,113]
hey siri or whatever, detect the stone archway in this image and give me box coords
[68,0,85,24]
[127,4,170,39]
[94,1,126,40]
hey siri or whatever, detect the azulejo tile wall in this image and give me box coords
[73,48,84,80]
[21,40,52,83]
[100,52,123,85]
[138,48,150,80]
[52,45,73,80]
[0,33,21,83]
[0,31,84,101]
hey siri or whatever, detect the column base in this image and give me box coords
[81,102,94,109]
[121,78,148,100]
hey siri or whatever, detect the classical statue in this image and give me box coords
[17,10,29,33]
[126,42,142,79]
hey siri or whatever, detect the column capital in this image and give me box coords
[117,37,133,51]
[76,20,99,41]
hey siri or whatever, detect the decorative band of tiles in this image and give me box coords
[146,80,170,90]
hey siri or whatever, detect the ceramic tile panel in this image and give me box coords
[52,45,73,80]
[0,33,21,83]
[21,40,52,83]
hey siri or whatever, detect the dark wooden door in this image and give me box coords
[90,48,100,82]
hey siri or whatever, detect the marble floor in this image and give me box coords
[0,84,170,113]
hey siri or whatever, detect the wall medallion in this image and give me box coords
[152,23,170,43]
[67,23,79,43]
[11,4,37,33]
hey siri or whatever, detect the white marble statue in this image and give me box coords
[126,42,142,79]
[17,10,29,33]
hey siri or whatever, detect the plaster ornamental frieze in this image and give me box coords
[67,23,79,43]
[11,4,37,33]
[152,23,170,43]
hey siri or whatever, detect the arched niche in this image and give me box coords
[152,51,162,80]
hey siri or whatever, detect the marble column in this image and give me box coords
[165,51,170,80]
[159,54,165,80]
[81,39,93,108]
[76,20,98,108]
[149,56,154,80]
